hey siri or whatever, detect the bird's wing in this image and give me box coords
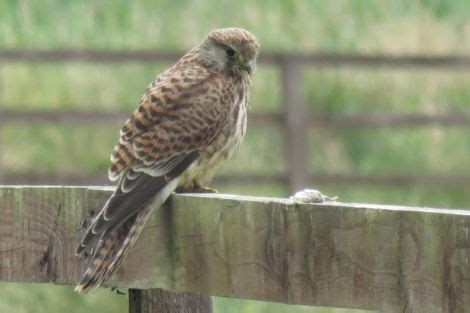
[109,63,230,180]
[76,63,231,254]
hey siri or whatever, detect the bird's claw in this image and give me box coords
[175,186,218,193]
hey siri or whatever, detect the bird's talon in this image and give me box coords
[194,186,218,193]
[175,186,218,193]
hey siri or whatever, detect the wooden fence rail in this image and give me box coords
[2,109,470,128]
[0,50,469,190]
[1,49,470,68]
[1,186,469,312]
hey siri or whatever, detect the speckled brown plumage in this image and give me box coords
[75,28,259,292]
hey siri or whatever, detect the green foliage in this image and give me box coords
[0,283,127,313]
[213,297,372,313]
[1,0,468,52]
[0,0,468,312]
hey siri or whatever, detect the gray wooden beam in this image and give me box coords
[2,110,469,128]
[1,49,470,69]
[1,186,469,312]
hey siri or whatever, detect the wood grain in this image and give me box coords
[1,186,469,312]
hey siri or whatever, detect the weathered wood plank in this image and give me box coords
[1,186,469,312]
[1,49,470,69]
[3,110,469,128]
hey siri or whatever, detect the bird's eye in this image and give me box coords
[226,48,236,57]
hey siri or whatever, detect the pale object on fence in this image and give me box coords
[289,188,338,204]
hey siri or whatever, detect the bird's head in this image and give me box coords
[199,28,259,76]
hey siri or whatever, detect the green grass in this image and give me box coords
[213,297,374,313]
[1,0,469,52]
[0,0,469,312]
[0,283,372,313]
[309,127,470,175]
[0,283,128,313]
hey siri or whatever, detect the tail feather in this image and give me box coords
[100,204,154,284]
[75,210,141,293]
[75,179,179,293]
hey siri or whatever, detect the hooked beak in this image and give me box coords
[240,60,255,74]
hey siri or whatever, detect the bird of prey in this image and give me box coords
[75,28,259,293]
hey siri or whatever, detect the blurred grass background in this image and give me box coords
[0,0,469,312]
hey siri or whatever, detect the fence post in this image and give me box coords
[280,56,308,192]
[129,289,212,313]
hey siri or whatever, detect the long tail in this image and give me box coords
[74,204,152,292]
[74,180,176,293]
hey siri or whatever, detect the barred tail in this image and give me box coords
[75,178,179,293]
[74,203,153,293]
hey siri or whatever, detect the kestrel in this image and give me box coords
[75,28,259,292]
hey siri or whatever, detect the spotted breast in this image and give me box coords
[178,75,249,188]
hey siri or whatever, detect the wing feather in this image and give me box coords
[108,63,230,181]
